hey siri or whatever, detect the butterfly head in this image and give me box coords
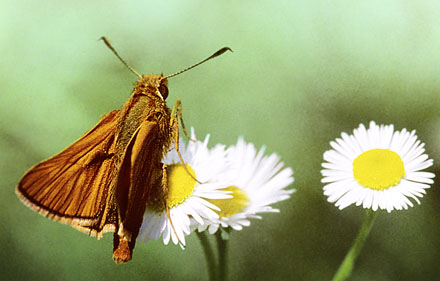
[134,74,169,101]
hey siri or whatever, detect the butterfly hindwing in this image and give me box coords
[16,110,120,236]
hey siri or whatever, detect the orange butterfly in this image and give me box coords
[16,37,231,263]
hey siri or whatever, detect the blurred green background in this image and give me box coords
[1,0,440,280]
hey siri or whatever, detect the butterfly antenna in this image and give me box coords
[100,36,142,79]
[164,47,232,79]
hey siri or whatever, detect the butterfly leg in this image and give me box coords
[170,99,200,183]
[171,98,194,141]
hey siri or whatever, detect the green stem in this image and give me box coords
[216,230,229,281]
[331,210,377,281]
[196,231,217,281]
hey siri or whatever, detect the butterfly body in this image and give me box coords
[16,74,174,263]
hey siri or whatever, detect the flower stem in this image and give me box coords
[196,231,217,281]
[331,209,377,281]
[216,229,230,281]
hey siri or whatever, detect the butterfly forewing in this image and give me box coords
[16,110,120,235]
[117,120,164,234]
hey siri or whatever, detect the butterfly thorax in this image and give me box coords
[113,74,172,164]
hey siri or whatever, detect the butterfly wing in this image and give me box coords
[16,110,120,237]
[112,119,165,263]
[116,119,163,234]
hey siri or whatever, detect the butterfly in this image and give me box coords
[16,37,231,263]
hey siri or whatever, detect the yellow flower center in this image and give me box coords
[209,186,250,218]
[352,149,405,190]
[167,164,197,208]
[147,164,197,213]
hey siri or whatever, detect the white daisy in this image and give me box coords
[137,130,232,246]
[321,121,435,212]
[195,137,295,234]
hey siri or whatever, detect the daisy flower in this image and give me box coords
[321,121,435,212]
[137,130,232,246]
[195,137,295,234]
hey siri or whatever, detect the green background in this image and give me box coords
[1,0,440,280]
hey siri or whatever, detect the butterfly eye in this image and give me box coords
[158,84,169,100]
